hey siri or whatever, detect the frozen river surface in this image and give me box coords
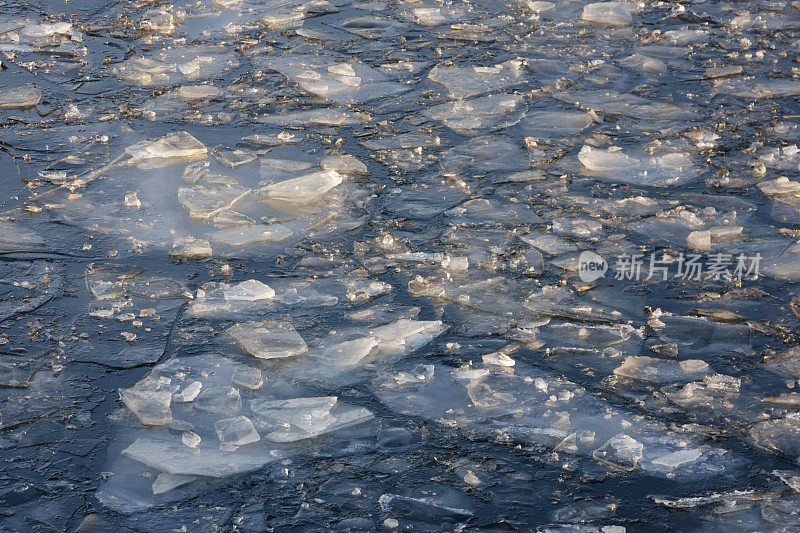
[3,0,800,530]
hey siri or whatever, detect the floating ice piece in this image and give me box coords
[193,386,242,417]
[370,319,448,357]
[119,377,173,426]
[224,279,275,302]
[0,21,86,56]
[650,449,703,470]
[582,2,635,27]
[256,107,370,127]
[521,111,593,137]
[428,60,524,99]
[259,55,407,103]
[211,146,257,168]
[758,177,800,198]
[170,236,212,260]
[188,280,274,317]
[116,46,239,86]
[554,90,694,121]
[613,356,710,383]
[122,437,277,477]
[173,381,202,403]
[140,8,174,33]
[177,183,250,223]
[152,473,195,495]
[374,364,436,390]
[320,154,369,177]
[215,416,260,446]
[227,320,308,360]
[749,415,800,460]
[593,434,643,471]
[250,396,374,442]
[343,278,392,305]
[231,365,264,391]
[209,224,293,248]
[311,337,380,368]
[578,145,696,187]
[424,94,525,135]
[182,431,201,448]
[251,396,337,433]
[0,86,43,109]
[125,132,207,169]
[0,221,45,248]
[258,170,343,204]
[241,132,299,147]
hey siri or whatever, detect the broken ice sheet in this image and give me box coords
[187,279,275,317]
[125,132,207,169]
[577,144,699,187]
[257,54,407,103]
[249,396,373,442]
[427,60,525,99]
[424,94,526,135]
[209,224,293,248]
[613,356,711,384]
[0,85,43,110]
[122,437,278,477]
[227,320,308,360]
[257,170,343,205]
[115,45,239,87]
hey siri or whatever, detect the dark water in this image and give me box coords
[3,0,800,531]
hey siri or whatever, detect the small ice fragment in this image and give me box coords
[182,431,201,448]
[173,381,202,403]
[124,192,141,209]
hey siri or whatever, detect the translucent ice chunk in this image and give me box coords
[172,381,202,403]
[428,60,524,99]
[209,224,293,248]
[593,434,643,471]
[170,236,212,260]
[223,280,275,302]
[370,319,448,356]
[193,386,242,417]
[258,170,343,204]
[122,437,277,477]
[215,416,260,446]
[613,356,710,383]
[312,337,380,368]
[227,320,308,360]
[582,2,634,27]
[125,132,207,169]
[0,85,43,109]
[152,473,195,495]
[119,376,173,426]
[250,396,338,433]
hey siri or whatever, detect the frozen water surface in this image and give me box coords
[5,0,800,530]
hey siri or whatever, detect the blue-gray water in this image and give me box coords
[2,0,800,531]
